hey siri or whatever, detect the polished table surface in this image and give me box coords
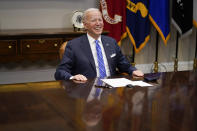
[0,71,197,131]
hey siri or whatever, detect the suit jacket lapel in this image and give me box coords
[101,36,113,75]
[80,35,96,73]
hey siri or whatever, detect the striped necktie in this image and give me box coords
[95,40,107,78]
[94,88,101,98]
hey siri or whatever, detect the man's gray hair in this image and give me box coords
[82,8,101,23]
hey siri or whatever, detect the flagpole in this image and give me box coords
[194,29,197,70]
[174,31,179,72]
[132,46,135,67]
[154,31,159,73]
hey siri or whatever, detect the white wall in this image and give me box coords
[0,0,97,29]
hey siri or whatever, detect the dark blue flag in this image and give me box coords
[149,0,170,44]
[126,0,150,53]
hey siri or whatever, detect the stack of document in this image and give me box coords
[101,78,152,88]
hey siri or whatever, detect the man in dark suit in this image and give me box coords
[55,8,144,81]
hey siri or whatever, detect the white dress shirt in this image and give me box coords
[87,34,110,77]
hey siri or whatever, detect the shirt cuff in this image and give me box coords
[69,76,74,80]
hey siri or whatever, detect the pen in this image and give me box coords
[126,84,133,88]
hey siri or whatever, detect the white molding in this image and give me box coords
[0,68,56,84]
[135,61,193,73]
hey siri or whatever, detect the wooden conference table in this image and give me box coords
[0,71,196,131]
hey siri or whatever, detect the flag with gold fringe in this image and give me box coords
[100,0,127,45]
[126,0,150,53]
[149,0,170,44]
[172,0,193,36]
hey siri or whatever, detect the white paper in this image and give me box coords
[101,78,152,88]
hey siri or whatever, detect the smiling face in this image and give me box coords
[83,9,104,40]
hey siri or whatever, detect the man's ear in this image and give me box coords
[83,23,87,30]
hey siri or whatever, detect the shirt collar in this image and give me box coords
[87,33,101,44]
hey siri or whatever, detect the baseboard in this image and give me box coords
[0,68,56,85]
[136,61,194,73]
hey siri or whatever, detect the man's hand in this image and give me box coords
[71,74,88,82]
[132,70,144,77]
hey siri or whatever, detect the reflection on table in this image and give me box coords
[0,71,197,131]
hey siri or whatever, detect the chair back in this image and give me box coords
[59,41,68,60]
